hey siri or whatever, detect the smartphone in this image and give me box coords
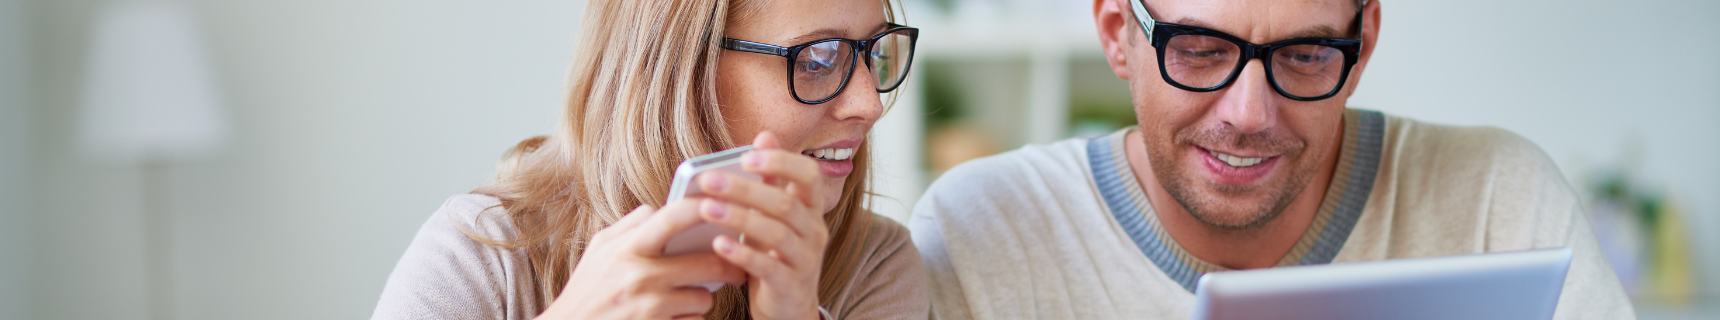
[662,145,759,256]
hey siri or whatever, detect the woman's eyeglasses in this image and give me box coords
[1130,0,1363,101]
[721,24,919,104]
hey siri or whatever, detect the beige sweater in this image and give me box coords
[372,194,930,319]
[911,110,1633,320]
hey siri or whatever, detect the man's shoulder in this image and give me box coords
[1362,114,1582,250]
[923,137,1095,200]
[913,136,1112,228]
[1384,114,1558,176]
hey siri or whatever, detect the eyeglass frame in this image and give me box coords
[720,24,921,105]
[1129,0,1364,101]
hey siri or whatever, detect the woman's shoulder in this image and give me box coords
[862,212,908,234]
[848,213,925,285]
[373,194,541,319]
[828,213,930,319]
[434,193,520,239]
[856,213,915,256]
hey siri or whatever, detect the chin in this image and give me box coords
[820,177,848,213]
[1169,165,1310,230]
[1187,192,1285,228]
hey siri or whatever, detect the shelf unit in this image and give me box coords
[870,0,1128,222]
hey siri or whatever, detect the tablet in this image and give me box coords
[1192,248,1572,320]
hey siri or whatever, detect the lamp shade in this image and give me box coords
[78,1,226,163]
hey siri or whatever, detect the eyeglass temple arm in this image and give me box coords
[721,38,789,57]
[1130,1,1369,42]
[1129,0,1156,43]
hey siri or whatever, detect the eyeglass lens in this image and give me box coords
[1163,34,1346,98]
[791,29,915,102]
[793,40,857,102]
[870,30,914,91]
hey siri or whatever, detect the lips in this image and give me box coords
[1206,149,1266,167]
[1195,146,1279,185]
[800,139,862,177]
[802,147,855,161]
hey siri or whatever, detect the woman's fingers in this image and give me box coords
[749,132,823,192]
[624,199,711,256]
[698,172,796,222]
[699,199,798,251]
[697,171,825,238]
[741,149,823,198]
[639,286,720,319]
[713,234,794,273]
[654,252,748,288]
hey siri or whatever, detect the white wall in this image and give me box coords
[12,0,1718,319]
[0,0,36,318]
[24,0,581,319]
[1346,0,1720,293]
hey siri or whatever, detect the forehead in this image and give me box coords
[1141,0,1356,43]
[729,0,887,44]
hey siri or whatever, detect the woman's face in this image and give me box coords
[717,0,888,213]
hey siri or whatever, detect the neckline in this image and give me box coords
[1085,108,1386,292]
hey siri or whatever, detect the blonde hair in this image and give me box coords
[470,0,898,318]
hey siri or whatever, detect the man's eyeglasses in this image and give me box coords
[1129,0,1363,101]
[721,24,919,104]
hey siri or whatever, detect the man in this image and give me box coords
[908,0,1634,319]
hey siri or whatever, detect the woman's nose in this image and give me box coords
[828,64,884,122]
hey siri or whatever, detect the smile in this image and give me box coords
[1206,149,1267,168]
[804,148,855,161]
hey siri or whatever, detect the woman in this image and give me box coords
[371,0,925,319]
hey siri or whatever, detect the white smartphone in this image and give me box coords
[661,145,759,256]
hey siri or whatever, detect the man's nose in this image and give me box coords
[1213,60,1278,134]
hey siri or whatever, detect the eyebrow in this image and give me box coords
[1173,17,1348,40]
[784,28,845,44]
[781,23,894,45]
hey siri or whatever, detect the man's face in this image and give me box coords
[1107,0,1372,229]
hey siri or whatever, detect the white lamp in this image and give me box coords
[76,2,225,320]
[78,0,226,163]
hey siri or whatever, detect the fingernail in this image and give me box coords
[714,237,735,253]
[702,199,728,219]
[704,173,729,193]
[743,152,763,168]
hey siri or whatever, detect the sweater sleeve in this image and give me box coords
[910,197,976,320]
[371,194,542,320]
[1462,127,1636,320]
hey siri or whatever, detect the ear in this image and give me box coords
[1094,0,1135,80]
[1348,0,1382,89]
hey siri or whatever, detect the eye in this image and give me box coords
[1178,47,1230,59]
[798,59,834,74]
[1276,45,1339,67]
[1290,53,1321,63]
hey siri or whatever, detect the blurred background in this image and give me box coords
[0,0,1715,319]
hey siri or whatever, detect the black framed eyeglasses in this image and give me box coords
[721,24,920,104]
[1129,0,1363,101]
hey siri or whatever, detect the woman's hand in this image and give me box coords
[697,132,832,320]
[535,200,747,320]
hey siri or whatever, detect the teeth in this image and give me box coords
[803,148,856,161]
[1208,150,1265,167]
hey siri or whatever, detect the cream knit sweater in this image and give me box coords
[911,110,1633,320]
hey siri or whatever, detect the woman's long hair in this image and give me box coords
[468,0,898,318]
